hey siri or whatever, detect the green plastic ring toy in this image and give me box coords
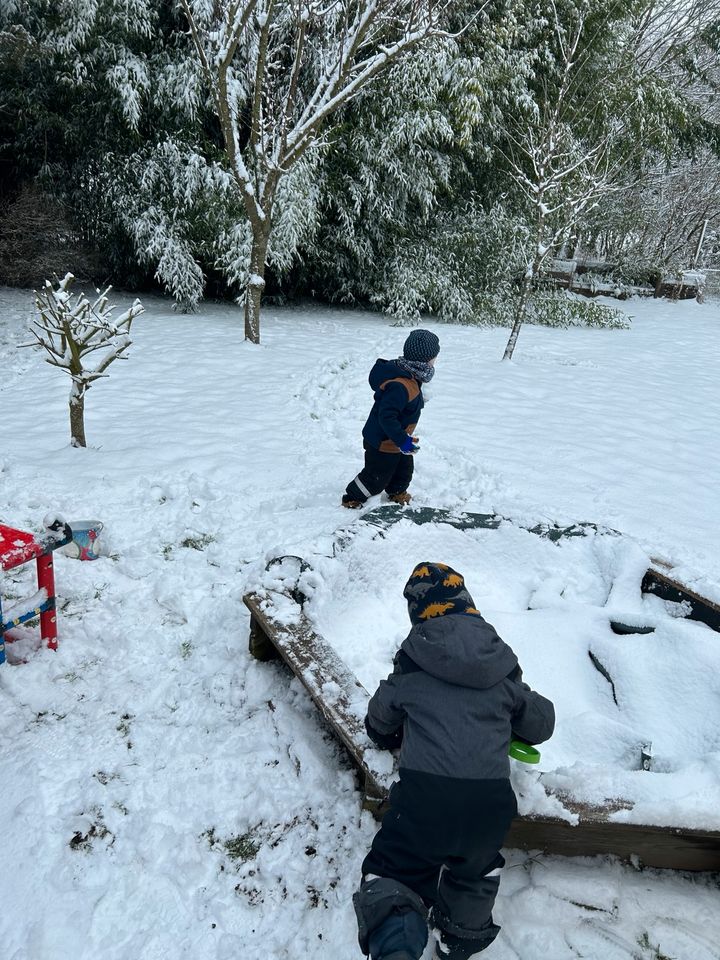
[508,740,541,764]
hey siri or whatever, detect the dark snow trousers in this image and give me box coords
[344,442,414,504]
[355,771,517,960]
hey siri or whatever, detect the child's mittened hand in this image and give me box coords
[400,435,420,455]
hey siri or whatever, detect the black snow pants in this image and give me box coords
[354,770,517,960]
[344,442,414,504]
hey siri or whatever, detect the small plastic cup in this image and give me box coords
[508,740,541,764]
[62,521,104,561]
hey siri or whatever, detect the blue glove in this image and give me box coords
[400,435,419,455]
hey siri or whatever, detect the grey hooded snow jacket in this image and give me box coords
[366,611,555,781]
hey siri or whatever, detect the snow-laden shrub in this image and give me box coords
[369,203,528,326]
[27,274,144,446]
[529,292,629,329]
[463,287,518,327]
[457,288,630,331]
[371,239,476,326]
[111,139,237,311]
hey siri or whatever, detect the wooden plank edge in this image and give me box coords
[359,796,720,872]
[244,594,720,871]
[505,815,720,872]
[642,568,720,633]
[244,593,393,797]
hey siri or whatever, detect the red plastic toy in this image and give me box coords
[0,522,71,665]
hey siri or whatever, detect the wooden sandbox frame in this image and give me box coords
[245,587,720,873]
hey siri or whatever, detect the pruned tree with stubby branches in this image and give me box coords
[28,274,144,447]
[180,0,463,343]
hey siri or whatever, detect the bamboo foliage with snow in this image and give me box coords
[180,0,460,343]
[500,12,623,360]
[29,274,144,447]
[498,0,720,359]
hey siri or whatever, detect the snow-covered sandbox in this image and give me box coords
[260,509,720,833]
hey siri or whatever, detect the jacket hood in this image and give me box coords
[401,613,518,690]
[369,358,412,391]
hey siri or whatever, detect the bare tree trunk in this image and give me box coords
[244,227,270,344]
[503,210,546,360]
[503,275,532,360]
[69,384,87,447]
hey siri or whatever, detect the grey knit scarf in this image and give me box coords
[395,357,435,383]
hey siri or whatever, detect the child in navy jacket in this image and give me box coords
[342,330,440,508]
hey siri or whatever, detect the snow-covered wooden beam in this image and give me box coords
[245,591,394,809]
[506,810,720,872]
[642,566,720,634]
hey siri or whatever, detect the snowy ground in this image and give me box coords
[2,286,720,960]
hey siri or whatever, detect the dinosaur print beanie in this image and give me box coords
[403,562,480,625]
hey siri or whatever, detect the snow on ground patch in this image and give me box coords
[2,287,720,959]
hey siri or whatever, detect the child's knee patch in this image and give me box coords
[353,876,427,955]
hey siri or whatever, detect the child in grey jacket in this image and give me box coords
[353,562,555,960]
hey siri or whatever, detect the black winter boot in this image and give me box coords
[434,920,501,959]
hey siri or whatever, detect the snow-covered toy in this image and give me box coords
[508,740,541,764]
[0,518,72,665]
[60,520,104,561]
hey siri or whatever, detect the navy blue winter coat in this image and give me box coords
[362,359,424,453]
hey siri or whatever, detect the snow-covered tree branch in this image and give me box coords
[500,8,642,359]
[180,0,459,342]
[28,274,144,447]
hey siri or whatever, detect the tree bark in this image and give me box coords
[503,202,547,360]
[244,227,270,344]
[503,276,531,361]
[69,385,87,447]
